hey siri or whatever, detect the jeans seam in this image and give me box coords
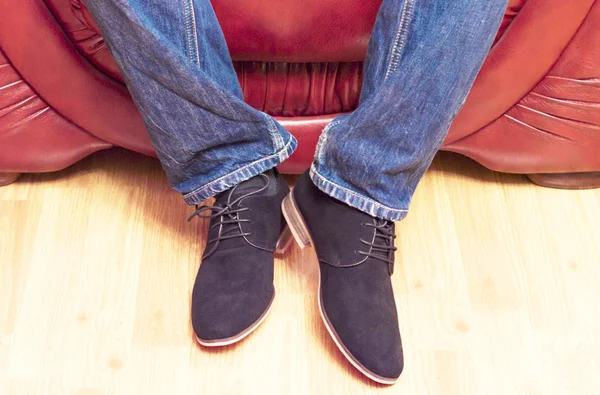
[265,115,285,154]
[182,0,191,62]
[188,0,200,65]
[183,0,199,65]
[310,166,408,213]
[384,0,415,80]
[182,136,295,200]
[314,120,342,165]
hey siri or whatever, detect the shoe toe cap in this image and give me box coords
[320,263,404,382]
[329,311,404,382]
[192,283,274,343]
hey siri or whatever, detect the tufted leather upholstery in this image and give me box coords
[1,0,599,186]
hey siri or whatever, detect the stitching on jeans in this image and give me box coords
[188,0,200,65]
[265,115,285,152]
[384,0,415,80]
[182,0,198,64]
[182,0,192,62]
[310,166,408,214]
[314,120,341,164]
[183,137,295,199]
[183,137,293,199]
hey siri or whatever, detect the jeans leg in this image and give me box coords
[84,0,297,204]
[310,0,507,221]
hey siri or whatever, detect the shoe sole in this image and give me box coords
[282,191,400,385]
[275,224,294,254]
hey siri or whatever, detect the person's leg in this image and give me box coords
[283,0,507,384]
[84,0,296,202]
[84,0,296,345]
[312,0,506,220]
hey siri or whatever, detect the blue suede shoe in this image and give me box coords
[189,169,292,346]
[282,171,403,384]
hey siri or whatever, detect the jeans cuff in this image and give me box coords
[309,165,408,222]
[182,136,297,205]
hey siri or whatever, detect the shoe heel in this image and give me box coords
[281,192,312,249]
[275,225,293,255]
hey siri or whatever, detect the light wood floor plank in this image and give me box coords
[1,149,599,394]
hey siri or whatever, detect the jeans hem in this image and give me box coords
[182,135,297,205]
[309,165,408,222]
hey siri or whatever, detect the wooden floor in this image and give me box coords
[1,149,599,395]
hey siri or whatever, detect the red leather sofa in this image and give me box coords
[1,0,600,189]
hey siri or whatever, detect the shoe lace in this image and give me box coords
[187,174,270,245]
[358,219,397,274]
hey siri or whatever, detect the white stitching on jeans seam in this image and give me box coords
[182,0,192,62]
[309,166,408,214]
[265,115,285,152]
[183,137,295,199]
[384,0,415,80]
[188,0,200,65]
[314,120,342,165]
[182,0,198,64]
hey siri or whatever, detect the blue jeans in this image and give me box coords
[85,0,506,221]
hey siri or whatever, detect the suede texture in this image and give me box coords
[320,263,403,380]
[294,171,403,380]
[293,172,377,267]
[238,171,289,251]
[191,169,289,342]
